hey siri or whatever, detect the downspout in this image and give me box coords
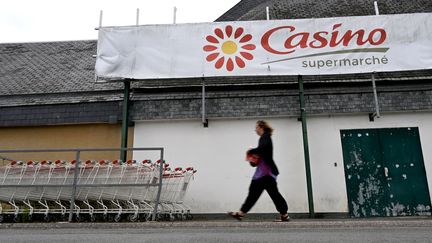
[298,75,315,218]
[202,77,208,127]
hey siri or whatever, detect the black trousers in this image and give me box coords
[240,175,288,214]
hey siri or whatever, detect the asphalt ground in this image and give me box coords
[1,217,432,243]
[0,216,431,229]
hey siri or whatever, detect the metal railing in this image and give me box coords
[0,155,14,164]
[0,147,164,222]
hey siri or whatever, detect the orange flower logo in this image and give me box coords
[203,25,256,72]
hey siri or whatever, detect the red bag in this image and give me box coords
[246,151,260,167]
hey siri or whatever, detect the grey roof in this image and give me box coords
[216,0,432,21]
[0,41,122,95]
[0,41,124,107]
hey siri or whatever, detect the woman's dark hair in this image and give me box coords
[256,120,274,135]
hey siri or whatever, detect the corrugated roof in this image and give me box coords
[216,0,432,21]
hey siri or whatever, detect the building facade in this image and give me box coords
[1,0,431,217]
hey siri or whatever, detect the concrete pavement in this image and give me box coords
[0,216,431,229]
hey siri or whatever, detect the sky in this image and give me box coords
[0,0,240,43]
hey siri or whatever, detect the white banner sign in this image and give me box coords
[95,13,432,79]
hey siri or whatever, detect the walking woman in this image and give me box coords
[228,120,289,221]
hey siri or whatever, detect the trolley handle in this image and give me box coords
[185,167,197,174]
[54,159,66,166]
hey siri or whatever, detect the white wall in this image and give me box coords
[133,118,309,213]
[132,112,432,214]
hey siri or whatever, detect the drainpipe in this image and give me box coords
[202,77,208,127]
[298,75,315,218]
[120,80,131,162]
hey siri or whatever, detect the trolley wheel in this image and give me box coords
[140,213,150,222]
[43,215,50,222]
[102,214,108,221]
[168,214,175,222]
[13,215,20,223]
[173,213,180,221]
[0,214,3,223]
[90,214,96,222]
[186,214,193,220]
[128,214,138,222]
[75,215,81,222]
[114,214,121,222]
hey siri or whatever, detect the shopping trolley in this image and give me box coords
[0,155,196,222]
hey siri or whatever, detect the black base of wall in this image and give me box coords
[192,212,350,221]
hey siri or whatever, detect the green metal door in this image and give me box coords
[341,127,431,217]
[341,129,387,217]
[379,127,431,216]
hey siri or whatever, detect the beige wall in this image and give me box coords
[0,124,134,165]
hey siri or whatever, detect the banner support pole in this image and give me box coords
[369,72,381,121]
[99,10,103,28]
[374,1,380,15]
[266,6,270,20]
[298,75,315,218]
[120,80,131,161]
[173,7,177,24]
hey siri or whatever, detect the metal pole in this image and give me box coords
[374,1,380,15]
[372,72,380,118]
[266,6,270,20]
[99,10,103,28]
[136,8,140,25]
[152,148,164,221]
[68,151,81,222]
[298,75,315,218]
[0,147,163,154]
[94,10,103,82]
[173,6,177,24]
[120,80,131,162]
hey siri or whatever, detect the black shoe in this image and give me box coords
[274,214,290,222]
[228,211,244,221]
[281,214,290,221]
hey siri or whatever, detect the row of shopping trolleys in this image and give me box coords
[0,159,196,222]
